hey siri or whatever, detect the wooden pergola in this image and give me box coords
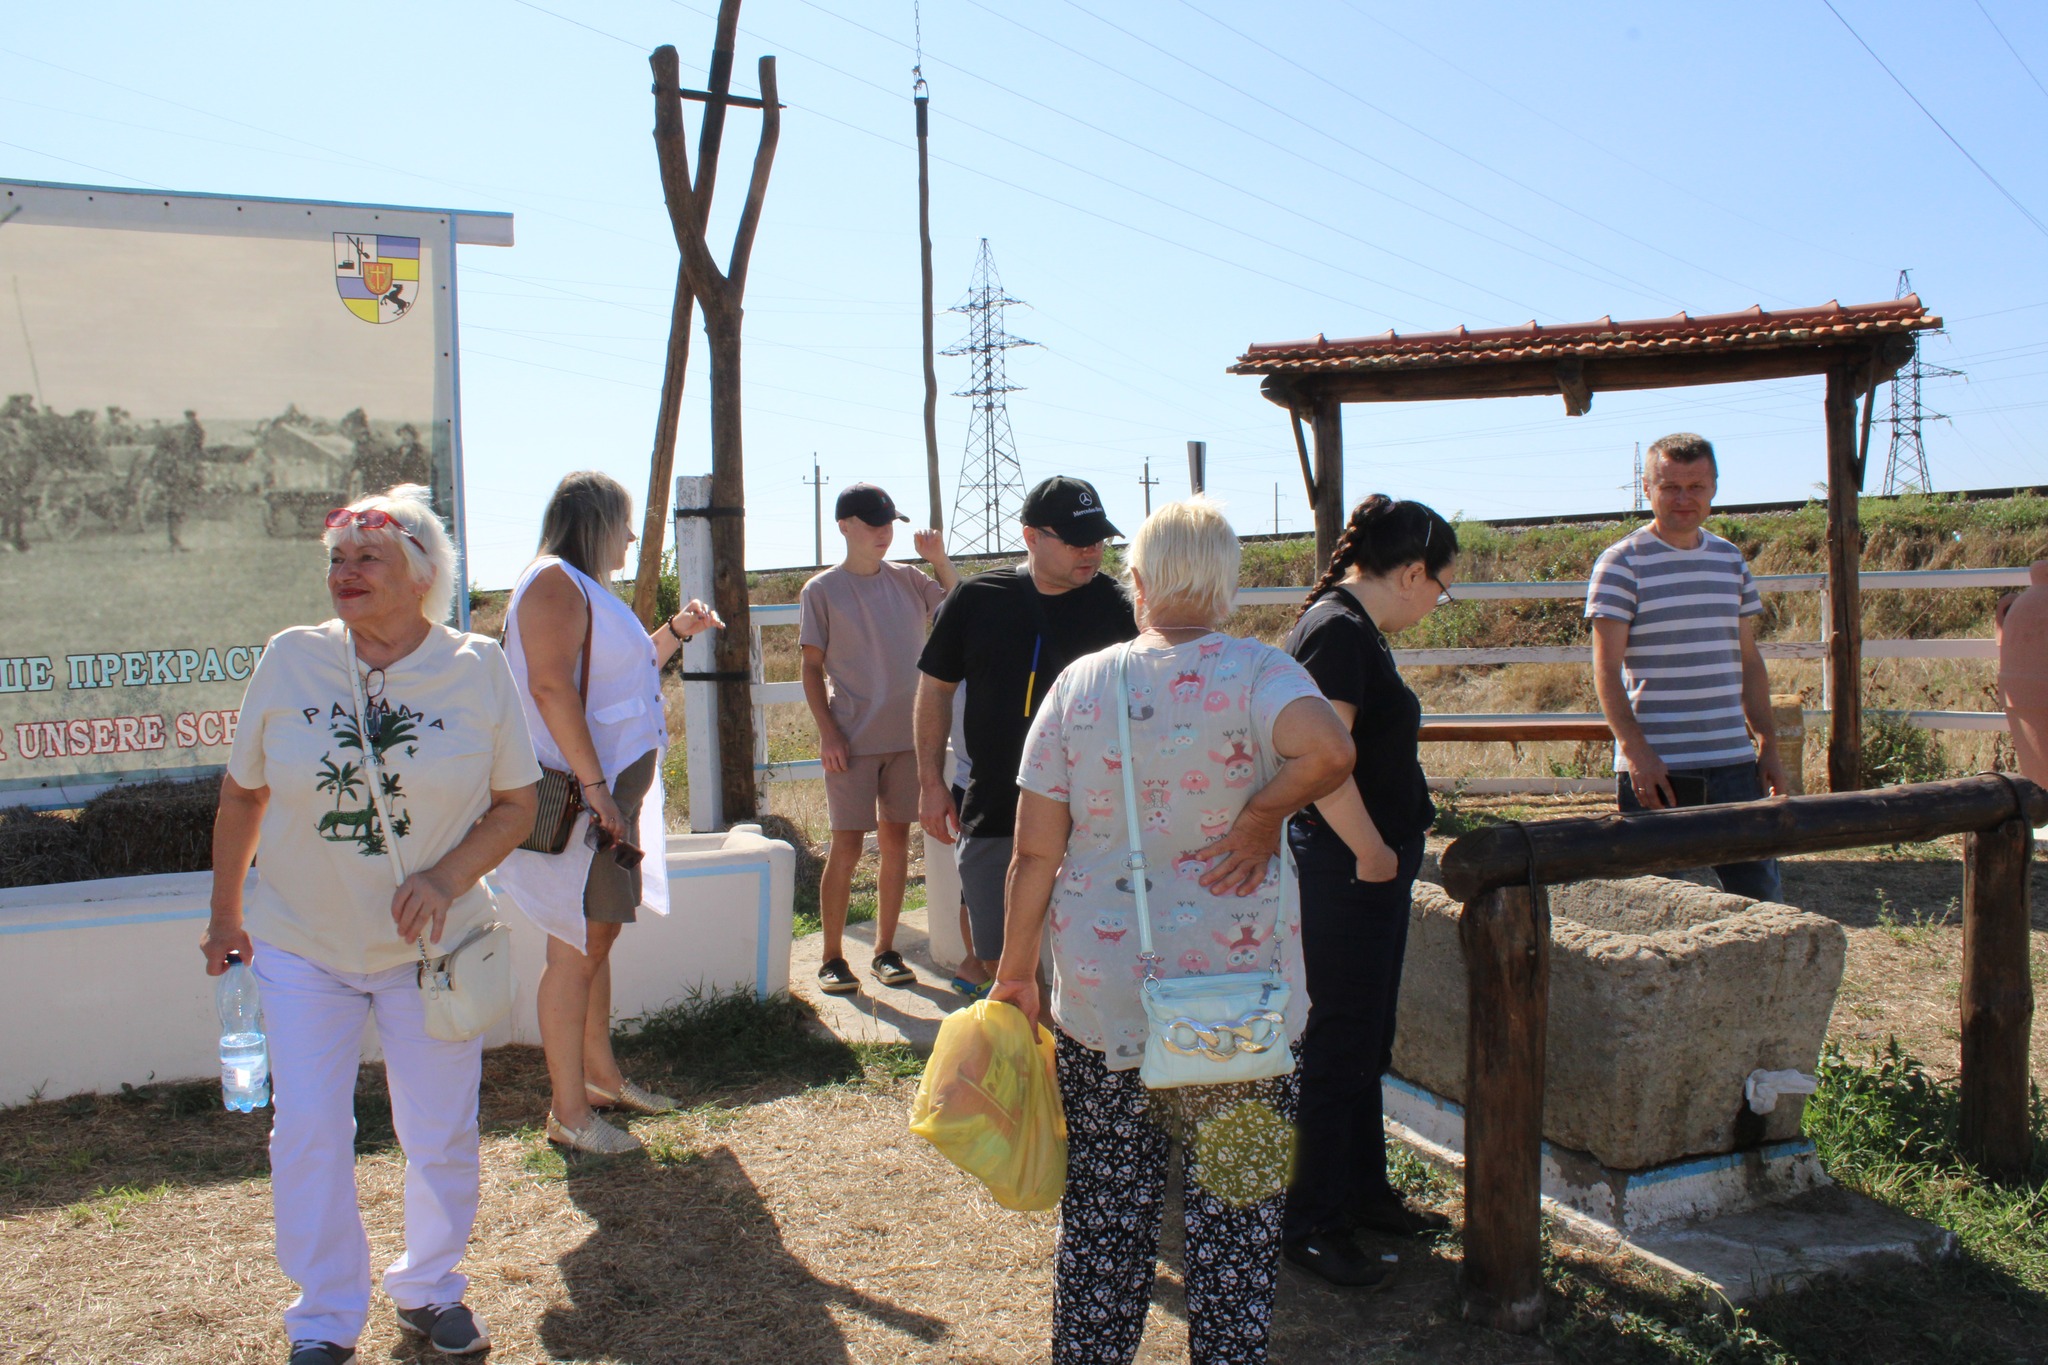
[1230,297,1943,792]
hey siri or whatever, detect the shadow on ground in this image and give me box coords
[540,1145,947,1363]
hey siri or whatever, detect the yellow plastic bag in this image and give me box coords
[909,999,1067,1211]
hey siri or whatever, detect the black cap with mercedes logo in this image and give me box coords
[834,482,909,526]
[1021,475,1120,546]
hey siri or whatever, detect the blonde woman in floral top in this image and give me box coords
[992,497,1354,1365]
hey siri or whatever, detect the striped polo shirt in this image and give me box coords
[1585,525,1763,771]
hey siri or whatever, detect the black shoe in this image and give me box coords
[1283,1231,1397,1289]
[817,957,860,995]
[287,1345,356,1365]
[1349,1194,1452,1239]
[870,949,916,987]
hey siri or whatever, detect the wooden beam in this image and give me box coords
[1960,816,2036,1180]
[1555,357,1591,416]
[1309,388,1344,575]
[1439,774,2048,903]
[1825,364,1863,792]
[1459,882,1550,1334]
[1254,343,1910,408]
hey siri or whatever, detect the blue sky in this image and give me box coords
[6,1,2045,585]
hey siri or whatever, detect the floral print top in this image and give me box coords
[1015,632,1323,1068]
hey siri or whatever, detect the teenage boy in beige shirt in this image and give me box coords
[800,483,959,993]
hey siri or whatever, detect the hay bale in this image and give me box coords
[75,779,218,878]
[0,807,95,888]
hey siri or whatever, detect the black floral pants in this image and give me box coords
[1052,1032,1300,1365]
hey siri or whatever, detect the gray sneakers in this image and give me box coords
[395,1301,490,1354]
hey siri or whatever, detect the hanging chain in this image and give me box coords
[912,0,927,95]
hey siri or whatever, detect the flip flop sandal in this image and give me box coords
[950,975,993,1000]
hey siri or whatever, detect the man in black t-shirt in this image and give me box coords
[915,476,1138,968]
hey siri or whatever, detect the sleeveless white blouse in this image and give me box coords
[493,557,671,950]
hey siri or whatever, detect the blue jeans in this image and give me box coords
[1615,760,1784,902]
[1282,825,1427,1242]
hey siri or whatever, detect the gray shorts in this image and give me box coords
[584,749,657,923]
[956,833,1014,962]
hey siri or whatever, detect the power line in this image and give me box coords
[785,0,1544,318]
[1167,0,1776,301]
[1037,0,1691,306]
[1973,0,2048,104]
[1821,0,2048,242]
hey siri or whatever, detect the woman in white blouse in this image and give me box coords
[202,484,540,1365]
[495,471,719,1156]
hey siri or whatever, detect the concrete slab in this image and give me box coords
[788,905,975,1053]
[1384,1080,1956,1306]
[1633,1187,1957,1303]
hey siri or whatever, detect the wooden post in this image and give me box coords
[652,42,781,823]
[1960,816,2035,1180]
[915,89,943,533]
[632,1,741,627]
[1825,364,1863,792]
[1310,387,1344,573]
[1459,883,1550,1333]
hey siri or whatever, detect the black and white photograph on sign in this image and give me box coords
[0,213,446,802]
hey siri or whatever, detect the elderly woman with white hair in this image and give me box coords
[992,498,1356,1365]
[202,484,541,1365]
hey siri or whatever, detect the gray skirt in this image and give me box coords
[584,749,658,923]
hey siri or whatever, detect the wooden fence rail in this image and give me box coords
[1439,774,2043,1332]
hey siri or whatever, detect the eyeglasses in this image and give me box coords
[1428,574,1453,607]
[584,819,645,870]
[326,507,427,556]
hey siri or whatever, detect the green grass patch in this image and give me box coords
[792,881,926,940]
[616,987,871,1096]
[63,1180,173,1230]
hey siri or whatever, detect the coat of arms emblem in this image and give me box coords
[333,233,420,324]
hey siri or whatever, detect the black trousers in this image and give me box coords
[1282,827,1425,1242]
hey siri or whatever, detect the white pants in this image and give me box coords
[252,940,484,1348]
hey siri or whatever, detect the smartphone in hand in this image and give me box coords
[1667,773,1710,808]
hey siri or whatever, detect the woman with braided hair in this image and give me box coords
[1278,494,1459,1287]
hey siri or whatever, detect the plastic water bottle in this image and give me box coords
[216,951,270,1112]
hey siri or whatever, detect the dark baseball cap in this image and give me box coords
[1021,475,1120,546]
[834,482,907,526]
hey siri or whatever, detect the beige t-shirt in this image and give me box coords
[227,620,543,974]
[798,561,947,755]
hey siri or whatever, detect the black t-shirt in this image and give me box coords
[1283,585,1435,850]
[918,566,1138,837]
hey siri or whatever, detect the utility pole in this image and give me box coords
[1273,483,1282,535]
[912,4,942,531]
[1139,459,1159,516]
[804,458,828,565]
[1630,441,1644,513]
[1187,439,1207,495]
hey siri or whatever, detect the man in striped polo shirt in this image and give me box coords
[1586,433,1789,901]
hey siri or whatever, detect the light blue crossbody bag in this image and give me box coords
[1112,645,1294,1089]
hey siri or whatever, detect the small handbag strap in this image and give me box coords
[1112,646,1159,974]
[344,629,429,968]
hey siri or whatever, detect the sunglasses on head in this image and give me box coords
[326,507,427,556]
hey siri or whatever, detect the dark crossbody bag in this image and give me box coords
[516,579,595,854]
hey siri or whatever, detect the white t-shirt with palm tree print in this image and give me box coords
[227,620,541,974]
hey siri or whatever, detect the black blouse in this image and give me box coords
[1283,585,1435,849]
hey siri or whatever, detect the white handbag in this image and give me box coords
[346,630,514,1043]
[1112,646,1295,1090]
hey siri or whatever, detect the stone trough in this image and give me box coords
[1395,874,1846,1172]
[1384,874,1955,1299]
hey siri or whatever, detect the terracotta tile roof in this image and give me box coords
[1229,297,1941,376]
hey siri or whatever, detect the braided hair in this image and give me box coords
[1299,494,1458,615]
